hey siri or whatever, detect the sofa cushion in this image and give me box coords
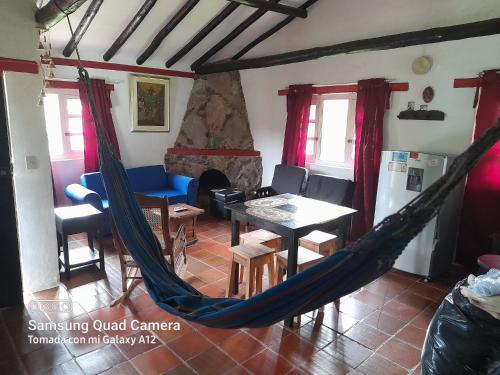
[271,164,307,195]
[142,189,187,204]
[81,172,107,199]
[127,165,168,193]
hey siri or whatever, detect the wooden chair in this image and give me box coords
[299,230,337,256]
[226,243,275,299]
[110,193,187,306]
[239,229,282,283]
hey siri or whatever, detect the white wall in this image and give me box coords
[1,0,60,292]
[241,34,500,185]
[53,66,193,168]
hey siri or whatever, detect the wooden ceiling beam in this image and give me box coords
[190,0,280,71]
[103,0,158,61]
[136,0,199,65]
[35,0,88,29]
[233,0,318,60]
[165,3,240,68]
[62,0,103,57]
[227,0,307,18]
[196,17,500,74]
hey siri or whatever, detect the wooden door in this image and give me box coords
[0,75,23,307]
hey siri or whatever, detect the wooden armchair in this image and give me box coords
[110,193,187,306]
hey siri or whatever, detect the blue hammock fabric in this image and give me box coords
[79,68,500,329]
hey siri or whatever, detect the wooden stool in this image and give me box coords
[299,230,337,256]
[276,247,325,323]
[275,247,325,284]
[226,243,276,299]
[240,229,282,283]
[240,229,282,251]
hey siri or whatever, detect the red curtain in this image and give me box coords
[79,79,121,172]
[351,78,391,239]
[281,84,313,167]
[456,70,500,266]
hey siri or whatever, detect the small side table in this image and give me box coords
[169,204,204,246]
[55,204,105,279]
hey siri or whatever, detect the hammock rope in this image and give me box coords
[76,65,500,328]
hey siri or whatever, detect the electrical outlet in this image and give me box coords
[25,155,38,170]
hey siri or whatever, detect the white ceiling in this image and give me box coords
[45,0,500,72]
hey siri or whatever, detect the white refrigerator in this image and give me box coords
[373,151,464,280]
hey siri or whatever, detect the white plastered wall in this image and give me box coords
[1,0,59,292]
[241,35,500,185]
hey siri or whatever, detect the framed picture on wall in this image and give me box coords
[129,75,170,132]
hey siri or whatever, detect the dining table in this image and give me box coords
[226,193,357,326]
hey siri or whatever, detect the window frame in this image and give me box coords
[307,92,357,169]
[305,97,319,163]
[45,88,84,161]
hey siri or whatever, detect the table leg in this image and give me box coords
[191,217,196,242]
[341,218,348,248]
[87,232,94,252]
[285,231,299,327]
[97,230,105,272]
[231,218,241,295]
[62,234,70,280]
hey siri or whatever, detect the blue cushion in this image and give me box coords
[127,165,168,192]
[143,189,187,204]
[81,172,107,199]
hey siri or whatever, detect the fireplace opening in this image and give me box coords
[197,169,231,211]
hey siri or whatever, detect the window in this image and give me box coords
[306,93,357,168]
[43,90,83,160]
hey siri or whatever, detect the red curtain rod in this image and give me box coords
[0,57,39,74]
[45,80,114,91]
[52,58,195,79]
[278,82,409,96]
[454,78,480,88]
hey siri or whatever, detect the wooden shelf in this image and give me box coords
[397,110,445,121]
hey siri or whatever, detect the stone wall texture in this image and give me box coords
[165,71,262,197]
[164,154,263,195]
[174,71,254,150]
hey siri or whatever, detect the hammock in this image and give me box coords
[78,67,500,328]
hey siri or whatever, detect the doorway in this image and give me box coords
[0,75,23,307]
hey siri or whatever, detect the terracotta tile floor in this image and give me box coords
[0,215,470,375]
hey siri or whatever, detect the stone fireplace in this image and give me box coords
[165,71,262,197]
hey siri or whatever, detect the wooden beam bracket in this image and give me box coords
[52,57,194,79]
[227,0,307,18]
[0,57,39,74]
[278,82,409,96]
[136,0,199,65]
[165,3,240,68]
[233,0,318,60]
[197,17,500,74]
[35,0,88,29]
[103,0,158,61]
[191,0,280,70]
[62,0,104,57]
[454,78,480,88]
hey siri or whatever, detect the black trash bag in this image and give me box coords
[422,279,500,375]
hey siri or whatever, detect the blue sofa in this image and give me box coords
[65,165,198,234]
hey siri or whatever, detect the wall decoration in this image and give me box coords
[423,86,434,103]
[129,75,170,132]
[398,109,445,121]
[412,56,433,75]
